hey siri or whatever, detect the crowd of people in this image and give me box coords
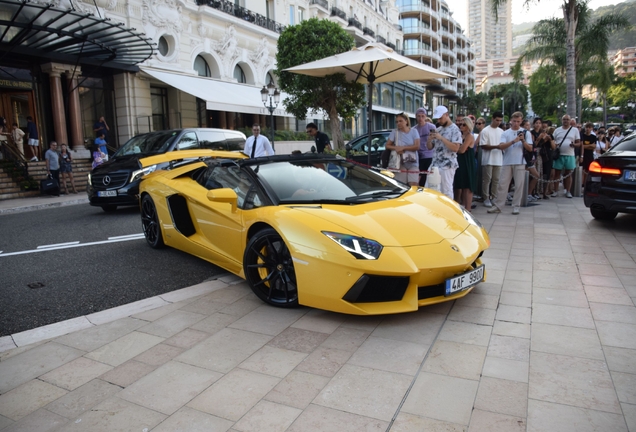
[386,105,620,215]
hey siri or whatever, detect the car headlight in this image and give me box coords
[322,231,383,260]
[87,172,91,186]
[462,207,483,228]
[131,165,157,182]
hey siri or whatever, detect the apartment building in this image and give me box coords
[612,47,636,76]
[397,0,476,112]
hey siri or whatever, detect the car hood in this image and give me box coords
[290,190,469,247]
[93,155,142,172]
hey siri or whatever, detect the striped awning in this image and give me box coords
[0,0,154,70]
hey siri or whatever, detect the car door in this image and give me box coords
[188,164,257,270]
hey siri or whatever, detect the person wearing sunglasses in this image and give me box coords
[453,117,477,211]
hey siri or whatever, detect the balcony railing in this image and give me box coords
[309,0,328,10]
[331,7,347,20]
[348,17,362,30]
[377,35,386,44]
[386,42,396,50]
[196,0,286,34]
[363,26,375,38]
[398,3,431,14]
[393,23,403,31]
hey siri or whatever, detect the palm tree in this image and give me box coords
[583,60,616,127]
[504,1,628,121]
[490,0,629,120]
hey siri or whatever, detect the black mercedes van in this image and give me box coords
[87,128,246,212]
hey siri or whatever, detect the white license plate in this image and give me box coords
[97,190,117,197]
[445,265,485,296]
[625,170,636,181]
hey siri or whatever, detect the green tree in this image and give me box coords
[528,64,566,119]
[582,60,615,126]
[492,0,629,120]
[275,18,365,149]
[517,1,628,121]
[607,74,636,109]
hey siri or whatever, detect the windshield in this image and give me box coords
[114,131,180,157]
[250,159,409,204]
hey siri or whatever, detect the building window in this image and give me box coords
[395,93,403,110]
[194,55,211,77]
[158,36,169,56]
[234,65,246,83]
[298,7,304,22]
[372,85,378,104]
[381,88,391,107]
[267,72,275,85]
[289,5,295,25]
[406,96,413,112]
[151,86,169,131]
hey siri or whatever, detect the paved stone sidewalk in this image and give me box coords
[0,197,635,431]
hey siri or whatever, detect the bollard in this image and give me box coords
[572,166,583,197]
[521,170,529,207]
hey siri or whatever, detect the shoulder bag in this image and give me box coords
[552,127,572,160]
[388,129,401,170]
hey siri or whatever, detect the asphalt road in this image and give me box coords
[0,204,228,337]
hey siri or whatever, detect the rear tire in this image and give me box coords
[141,195,165,248]
[101,205,117,212]
[591,208,617,221]
[243,228,299,307]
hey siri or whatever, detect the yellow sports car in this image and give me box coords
[139,151,489,315]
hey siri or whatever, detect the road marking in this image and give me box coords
[108,234,145,240]
[0,234,145,258]
[37,241,80,249]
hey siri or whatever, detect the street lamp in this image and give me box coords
[260,83,280,147]
[501,97,504,119]
[482,107,490,121]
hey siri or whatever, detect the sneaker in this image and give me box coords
[550,192,558,197]
[565,191,573,198]
[542,194,550,200]
[30,156,38,161]
[512,206,520,215]
[527,195,536,202]
[534,194,542,199]
[487,206,501,214]
[484,199,493,208]
[471,202,477,209]
[507,193,513,201]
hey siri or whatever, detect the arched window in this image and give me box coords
[266,72,275,85]
[194,55,211,77]
[406,96,413,112]
[372,85,378,104]
[234,65,246,83]
[395,93,403,110]
[381,88,391,107]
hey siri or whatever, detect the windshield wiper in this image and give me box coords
[345,189,405,202]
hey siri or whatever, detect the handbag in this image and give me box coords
[388,150,401,170]
[553,127,572,160]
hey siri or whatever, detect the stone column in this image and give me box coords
[218,111,227,129]
[41,63,68,146]
[66,72,84,152]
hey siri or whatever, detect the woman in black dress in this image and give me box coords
[453,117,476,211]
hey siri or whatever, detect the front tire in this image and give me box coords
[591,208,617,221]
[141,195,165,248]
[244,228,299,307]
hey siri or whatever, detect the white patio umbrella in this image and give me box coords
[284,42,453,166]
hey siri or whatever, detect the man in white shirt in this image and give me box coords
[243,124,275,158]
[488,111,533,215]
[478,111,504,207]
[552,115,581,198]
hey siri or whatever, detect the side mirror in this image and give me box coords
[206,188,238,212]
[310,145,316,153]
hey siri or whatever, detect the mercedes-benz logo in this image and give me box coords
[450,245,459,252]
[102,175,111,186]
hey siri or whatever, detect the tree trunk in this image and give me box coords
[564,0,578,119]
[603,93,607,127]
[328,104,343,150]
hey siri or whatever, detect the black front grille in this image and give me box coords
[418,283,445,300]
[92,171,130,190]
[342,275,409,303]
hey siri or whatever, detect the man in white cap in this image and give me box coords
[426,105,461,199]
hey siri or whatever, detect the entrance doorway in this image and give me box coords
[0,91,36,129]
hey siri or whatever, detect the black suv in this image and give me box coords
[87,128,246,212]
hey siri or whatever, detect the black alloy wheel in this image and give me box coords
[101,205,117,212]
[243,228,299,307]
[141,195,165,248]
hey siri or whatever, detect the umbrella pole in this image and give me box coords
[367,80,373,167]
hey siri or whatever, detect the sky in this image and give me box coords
[452,0,628,32]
